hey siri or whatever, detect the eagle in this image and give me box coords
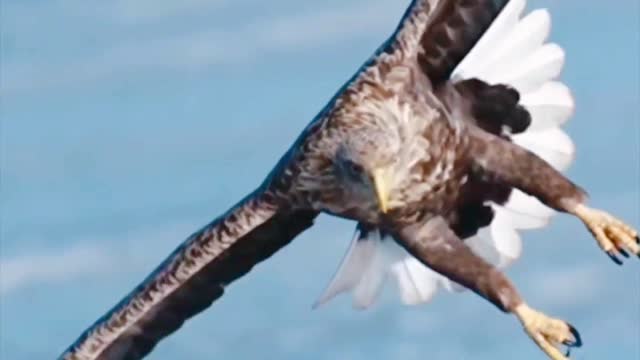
[60,1,639,360]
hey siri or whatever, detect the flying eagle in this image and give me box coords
[60,1,639,359]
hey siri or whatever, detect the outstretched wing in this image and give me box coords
[60,190,317,360]
[385,0,511,85]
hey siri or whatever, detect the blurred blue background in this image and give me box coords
[1,0,638,359]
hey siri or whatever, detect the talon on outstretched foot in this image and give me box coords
[573,204,640,264]
[515,304,582,360]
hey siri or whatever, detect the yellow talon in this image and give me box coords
[514,304,582,360]
[574,204,640,264]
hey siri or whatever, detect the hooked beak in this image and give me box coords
[372,168,391,214]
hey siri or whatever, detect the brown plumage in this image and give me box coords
[60,1,639,360]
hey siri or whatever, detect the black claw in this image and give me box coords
[607,251,623,265]
[619,249,630,258]
[563,323,583,348]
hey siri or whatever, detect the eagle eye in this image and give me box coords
[344,160,364,178]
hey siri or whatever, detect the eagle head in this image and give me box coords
[333,126,404,215]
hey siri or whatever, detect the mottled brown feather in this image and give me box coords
[60,192,317,360]
[416,0,510,85]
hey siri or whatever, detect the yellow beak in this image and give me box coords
[372,168,391,214]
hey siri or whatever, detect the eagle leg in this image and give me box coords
[468,128,639,264]
[392,216,581,360]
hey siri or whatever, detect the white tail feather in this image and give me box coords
[500,190,555,229]
[454,0,527,79]
[521,82,574,130]
[313,228,379,308]
[317,0,577,309]
[497,205,549,230]
[513,127,575,171]
[351,255,388,309]
[391,257,441,305]
[476,9,551,80]
[489,212,523,263]
[315,227,446,309]
[496,43,565,92]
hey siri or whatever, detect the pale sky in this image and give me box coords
[1,0,639,359]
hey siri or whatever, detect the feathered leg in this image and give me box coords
[393,217,581,360]
[468,127,640,263]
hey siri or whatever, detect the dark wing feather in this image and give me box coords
[386,0,510,85]
[436,77,534,240]
[60,191,317,360]
[452,78,531,135]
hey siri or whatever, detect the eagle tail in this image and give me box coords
[314,225,441,309]
[313,225,384,309]
[316,0,576,308]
